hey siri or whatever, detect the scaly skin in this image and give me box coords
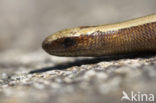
[42,14,156,57]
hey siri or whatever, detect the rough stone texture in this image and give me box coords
[0,51,156,103]
[0,0,156,103]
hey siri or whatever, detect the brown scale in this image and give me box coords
[42,22,156,56]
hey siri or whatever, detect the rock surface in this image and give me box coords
[0,51,156,103]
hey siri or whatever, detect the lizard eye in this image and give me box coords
[62,38,76,48]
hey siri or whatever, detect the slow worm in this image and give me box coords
[42,14,156,57]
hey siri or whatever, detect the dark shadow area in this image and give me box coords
[29,52,156,74]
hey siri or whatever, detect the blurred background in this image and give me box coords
[0,0,156,53]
